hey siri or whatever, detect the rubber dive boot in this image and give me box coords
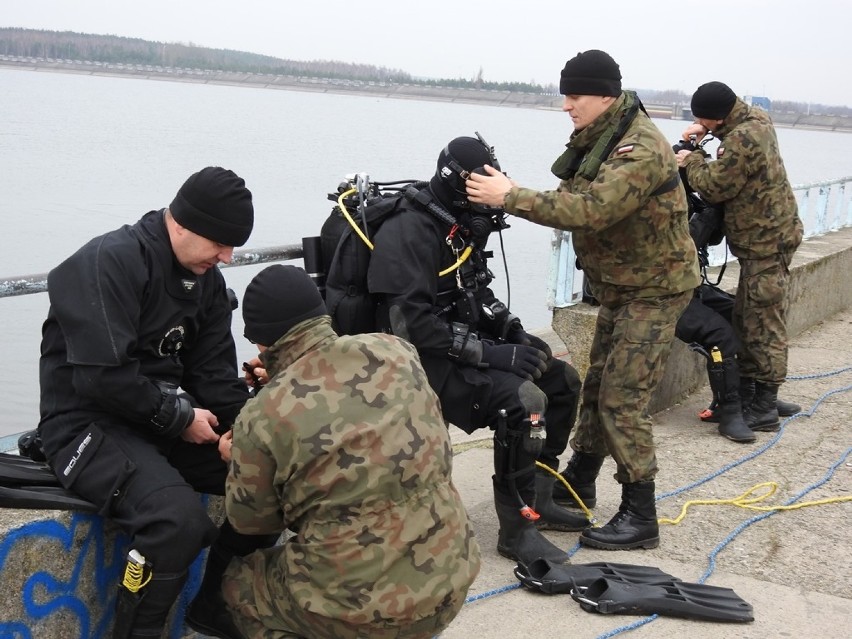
[494,480,570,565]
[113,569,188,639]
[699,397,799,422]
[707,357,755,443]
[533,470,591,531]
[698,398,720,423]
[579,480,660,550]
[744,382,780,432]
[702,393,799,421]
[552,452,604,509]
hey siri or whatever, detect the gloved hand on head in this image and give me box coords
[480,341,548,381]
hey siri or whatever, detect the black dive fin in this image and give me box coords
[515,558,679,593]
[570,577,754,623]
[0,452,98,512]
[0,452,63,486]
[0,485,98,512]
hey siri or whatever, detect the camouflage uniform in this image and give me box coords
[223,315,480,639]
[681,99,803,384]
[505,92,700,483]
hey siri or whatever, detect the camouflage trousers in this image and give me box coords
[570,290,691,484]
[222,547,465,639]
[734,253,794,384]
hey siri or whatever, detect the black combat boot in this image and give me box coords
[552,452,604,509]
[776,398,802,416]
[744,382,780,432]
[185,520,279,639]
[533,470,592,531]
[707,358,756,443]
[739,376,756,411]
[579,481,659,550]
[493,479,570,565]
[184,546,245,639]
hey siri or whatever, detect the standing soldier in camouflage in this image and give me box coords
[676,82,804,432]
[466,50,700,551]
[221,264,480,639]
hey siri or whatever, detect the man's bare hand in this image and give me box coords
[218,429,234,463]
[465,164,516,207]
[243,357,269,388]
[181,408,220,444]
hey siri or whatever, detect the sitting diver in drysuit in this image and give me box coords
[366,135,588,565]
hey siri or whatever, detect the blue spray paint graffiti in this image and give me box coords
[0,510,206,639]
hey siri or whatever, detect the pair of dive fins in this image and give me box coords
[0,451,97,512]
[514,557,754,623]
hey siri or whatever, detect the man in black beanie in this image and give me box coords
[467,50,700,552]
[676,83,804,433]
[37,166,278,639]
[357,135,588,567]
[219,265,480,638]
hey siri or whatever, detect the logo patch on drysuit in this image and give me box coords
[615,145,634,154]
[181,279,197,292]
[717,146,726,158]
[158,325,186,357]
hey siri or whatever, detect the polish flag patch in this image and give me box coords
[717,146,726,158]
[615,144,634,154]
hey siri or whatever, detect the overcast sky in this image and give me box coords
[4,0,850,107]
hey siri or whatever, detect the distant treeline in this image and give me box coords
[0,27,549,93]
[1,27,849,116]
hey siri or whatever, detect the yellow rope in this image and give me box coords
[658,481,852,525]
[535,460,597,523]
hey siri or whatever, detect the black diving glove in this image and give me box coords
[480,341,548,381]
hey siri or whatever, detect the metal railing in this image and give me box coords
[0,244,305,300]
[548,175,852,308]
[3,176,851,304]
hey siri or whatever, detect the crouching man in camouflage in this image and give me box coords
[466,50,700,550]
[220,264,480,639]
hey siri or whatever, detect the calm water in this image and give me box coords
[1,68,850,437]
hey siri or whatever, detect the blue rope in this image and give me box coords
[451,366,851,639]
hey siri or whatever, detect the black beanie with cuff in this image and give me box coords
[691,81,737,120]
[242,265,327,347]
[559,50,622,97]
[170,166,254,247]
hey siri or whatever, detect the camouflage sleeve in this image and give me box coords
[682,129,750,203]
[225,412,285,535]
[505,137,672,232]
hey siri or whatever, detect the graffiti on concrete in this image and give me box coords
[0,511,205,639]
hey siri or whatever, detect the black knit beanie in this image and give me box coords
[242,265,327,346]
[559,50,622,97]
[430,136,496,209]
[691,81,737,120]
[170,166,254,247]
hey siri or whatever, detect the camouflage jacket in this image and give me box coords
[505,93,699,308]
[681,99,803,260]
[225,315,480,625]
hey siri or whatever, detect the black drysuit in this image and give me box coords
[38,210,270,579]
[366,196,581,484]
